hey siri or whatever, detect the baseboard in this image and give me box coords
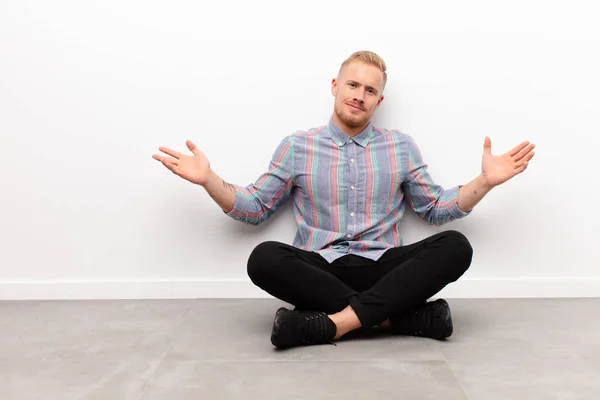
[0,277,599,300]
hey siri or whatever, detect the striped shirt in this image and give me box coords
[225,117,472,263]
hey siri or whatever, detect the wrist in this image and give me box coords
[479,173,495,191]
[200,168,216,188]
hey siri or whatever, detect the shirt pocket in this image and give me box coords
[370,167,401,217]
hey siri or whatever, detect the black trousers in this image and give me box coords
[247,230,473,328]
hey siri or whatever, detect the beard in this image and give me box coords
[334,101,369,128]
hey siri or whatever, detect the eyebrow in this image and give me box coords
[347,80,379,95]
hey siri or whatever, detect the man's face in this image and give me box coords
[331,61,385,129]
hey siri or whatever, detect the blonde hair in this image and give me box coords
[339,50,387,90]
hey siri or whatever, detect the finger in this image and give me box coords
[162,159,180,174]
[515,159,530,170]
[167,163,186,178]
[161,159,173,170]
[483,137,492,155]
[525,151,535,162]
[154,154,179,166]
[509,141,531,157]
[158,146,184,160]
[171,166,183,176]
[514,144,535,162]
[186,140,199,155]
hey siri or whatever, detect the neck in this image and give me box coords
[332,112,369,137]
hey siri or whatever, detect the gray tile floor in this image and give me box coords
[1,298,599,400]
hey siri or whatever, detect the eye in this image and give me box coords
[349,83,356,87]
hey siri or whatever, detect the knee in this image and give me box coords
[247,241,280,284]
[443,230,473,278]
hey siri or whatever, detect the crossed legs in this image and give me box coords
[247,230,473,342]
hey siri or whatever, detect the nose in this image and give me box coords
[353,90,366,103]
[354,88,365,104]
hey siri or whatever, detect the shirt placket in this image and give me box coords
[346,139,358,251]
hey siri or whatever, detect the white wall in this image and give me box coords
[1,0,598,299]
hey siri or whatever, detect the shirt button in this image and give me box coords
[339,142,343,146]
[350,212,355,216]
[347,234,351,238]
[351,158,355,163]
[349,139,354,143]
[351,185,355,190]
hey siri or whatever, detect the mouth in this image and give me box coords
[347,103,364,111]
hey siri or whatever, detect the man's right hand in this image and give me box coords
[152,140,211,186]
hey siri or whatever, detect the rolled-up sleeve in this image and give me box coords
[224,135,295,225]
[401,134,472,225]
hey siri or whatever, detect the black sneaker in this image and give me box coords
[389,299,453,340]
[270,307,337,349]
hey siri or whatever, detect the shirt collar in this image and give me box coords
[327,116,374,148]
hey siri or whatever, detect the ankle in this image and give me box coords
[328,306,362,339]
[378,318,391,330]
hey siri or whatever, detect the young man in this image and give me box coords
[153,51,535,349]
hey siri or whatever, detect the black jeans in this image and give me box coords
[247,230,473,328]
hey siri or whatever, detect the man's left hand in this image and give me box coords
[481,137,535,188]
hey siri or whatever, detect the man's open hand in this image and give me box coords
[152,140,211,186]
[481,137,535,188]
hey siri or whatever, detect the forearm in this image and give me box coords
[457,173,494,212]
[201,169,236,213]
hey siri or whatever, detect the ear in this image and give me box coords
[376,95,385,108]
[331,78,337,97]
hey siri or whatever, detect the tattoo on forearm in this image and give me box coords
[222,180,235,192]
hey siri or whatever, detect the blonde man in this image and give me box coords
[153,51,535,349]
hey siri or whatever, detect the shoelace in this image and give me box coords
[401,305,433,336]
[298,313,336,345]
